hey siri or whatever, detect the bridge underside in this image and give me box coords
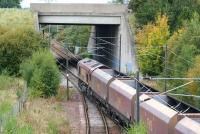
[38,14,121,25]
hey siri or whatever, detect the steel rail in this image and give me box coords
[98,106,109,134]
[56,59,91,134]
[82,95,90,134]
[61,70,91,134]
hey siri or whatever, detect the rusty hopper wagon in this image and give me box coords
[77,58,200,133]
[175,117,200,134]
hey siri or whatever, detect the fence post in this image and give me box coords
[0,80,28,133]
[67,74,69,100]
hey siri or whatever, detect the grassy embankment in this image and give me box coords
[0,9,72,133]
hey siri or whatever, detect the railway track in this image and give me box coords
[82,95,90,134]
[58,62,110,134]
[84,97,109,134]
[52,42,121,133]
[98,105,109,134]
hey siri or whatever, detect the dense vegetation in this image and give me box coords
[0,74,30,134]
[0,9,66,133]
[56,25,91,52]
[21,49,60,98]
[136,14,169,75]
[0,9,48,75]
[129,0,200,32]
[129,0,200,108]
[0,0,21,8]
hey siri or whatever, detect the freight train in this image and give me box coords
[77,58,200,134]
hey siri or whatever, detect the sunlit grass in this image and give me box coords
[0,8,34,28]
[0,75,24,110]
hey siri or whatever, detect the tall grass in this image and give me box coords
[47,120,59,134]
[0,75,18,90]
[18,98,71,134]
[0,9,34,28]
[0,101,11,118]
[3,117,34,134]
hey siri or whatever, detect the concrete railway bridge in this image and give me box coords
[31,3,138,74]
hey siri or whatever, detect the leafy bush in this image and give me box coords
[20,49,60,97]
[125,123,147,134]
[0,26,47,75]
[57,25,91,50]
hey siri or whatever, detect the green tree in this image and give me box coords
[0,26,47,75]
[167,12,200,82]
[56,25,91,52]
[0,9,46,75]
[129,0,169,26]
[166,13,200,108]
[20,49,60,98]
[0,0,21,8]
[136,14,170,75]
[168,0,200,31]
[128,0,200,32]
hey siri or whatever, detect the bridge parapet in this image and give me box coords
[31,3,128,15]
